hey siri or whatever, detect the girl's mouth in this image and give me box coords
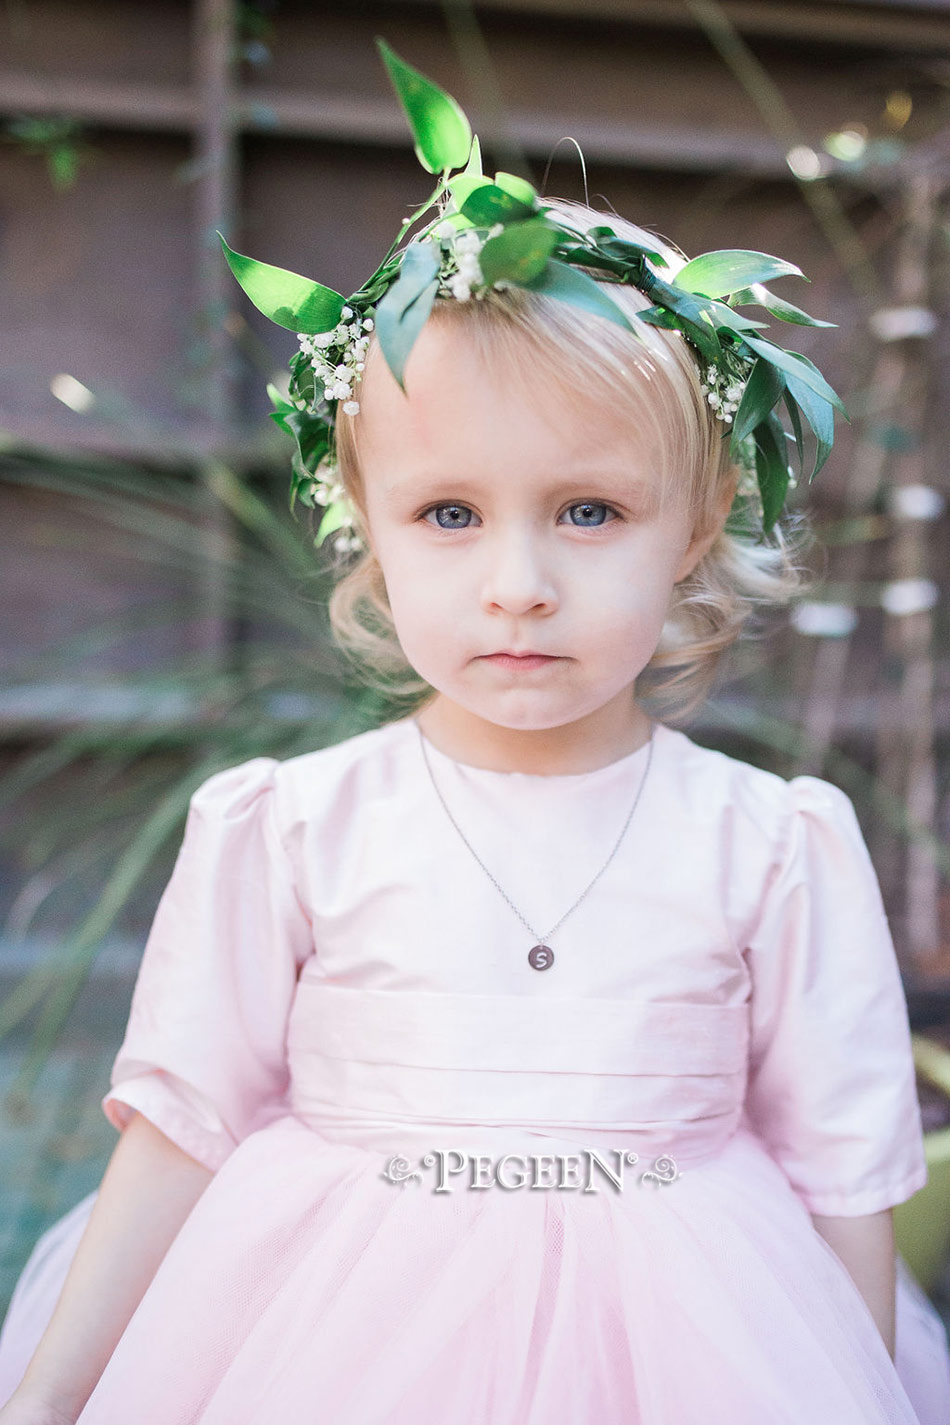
[482,653,562,671]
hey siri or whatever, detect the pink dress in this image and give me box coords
[1,715,949,1423]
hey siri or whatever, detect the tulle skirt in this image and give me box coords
[1,1116,949,1424]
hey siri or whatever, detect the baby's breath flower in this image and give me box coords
[700,363,750,430]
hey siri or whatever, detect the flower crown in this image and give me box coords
[219,37,845,556]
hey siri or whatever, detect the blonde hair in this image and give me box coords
[324,196,813,724]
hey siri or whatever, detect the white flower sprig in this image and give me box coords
[429,220,506,301]
[297,307,375,416]
[309,458,364,556]
[700,364,747,426]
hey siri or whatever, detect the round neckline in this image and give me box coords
[405,715,663,784]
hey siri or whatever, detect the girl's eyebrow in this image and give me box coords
[383,468,658,501]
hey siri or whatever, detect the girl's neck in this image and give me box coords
[412,696,654,777]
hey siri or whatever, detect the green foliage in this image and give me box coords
[375,36,473,174]
[218,234,346,334]
[218,37,846,543]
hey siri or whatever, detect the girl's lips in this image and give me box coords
[482,653,561,670]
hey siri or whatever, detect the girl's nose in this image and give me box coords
[479,526,559,616]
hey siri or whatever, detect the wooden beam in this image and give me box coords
[388,0,950,52]
[0,414,277,468]
[0,74,195,131]
[0,74,848,179]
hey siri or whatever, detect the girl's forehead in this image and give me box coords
[357,323,662,461]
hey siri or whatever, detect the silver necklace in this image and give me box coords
[415,718,656,972]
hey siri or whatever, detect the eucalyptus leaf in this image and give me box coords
[375,37,473,175]
[460,183,536,227]
[479,218,559,286]
[448,172,492,213]
[381,241,440,318]
[675,250,804,300]
[493,171,538,206]
[522,259,636,334]
[732,284,836,328]
[218,233,346,334]
[731,358,785,447]
[374,263,440,392]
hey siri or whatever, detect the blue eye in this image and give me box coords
[564,502,615,527]
[422,503,476,530]
[418,500,619,530]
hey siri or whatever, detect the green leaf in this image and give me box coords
[376,37,473,175]
[386,240,440,315]
[637,272,721,347]
[316,500,350,545]
[555,245,641,282]
[638,304,721,362]
[374,242,441,391]
[596,235,668,268]
[442,134,485,215]
[288,350,317,407]
[282,409,330,469]
[493,170,538,206]
[266,381,295,414]
[742,335,847,415]
[460,183,535,227]
[753,413,791,535]
[783,390,805,475]
[785,373,835,481]
[448,174,491,214]
[675,250,804,300]
[218,233,346,334]
[731,357,785,447]
[272,405,331,513]
[479,218,559,286]
[522,259,636,334]
[708,300,769,334]
[732,284,836,328]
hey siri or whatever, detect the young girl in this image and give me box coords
[2,40,950,1425]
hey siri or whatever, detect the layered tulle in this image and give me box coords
[2,1116,945,1424]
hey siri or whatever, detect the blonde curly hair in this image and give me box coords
[323,196,813,724]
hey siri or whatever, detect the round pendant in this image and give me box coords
[528,944,554,971]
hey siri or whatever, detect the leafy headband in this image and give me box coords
[219,37,845,555]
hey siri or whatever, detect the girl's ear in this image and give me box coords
[674,469,740,584]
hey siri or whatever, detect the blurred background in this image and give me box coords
[4,0,950,1330]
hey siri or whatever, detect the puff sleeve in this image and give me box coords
[101,758,314,1173]
[742,775,927,1217]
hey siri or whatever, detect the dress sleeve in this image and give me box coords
[742,774,927,1217]
[101,758,314,1173]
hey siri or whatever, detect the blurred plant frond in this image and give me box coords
[0,442,413,1104]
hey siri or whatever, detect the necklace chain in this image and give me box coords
[415,718,656,946]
